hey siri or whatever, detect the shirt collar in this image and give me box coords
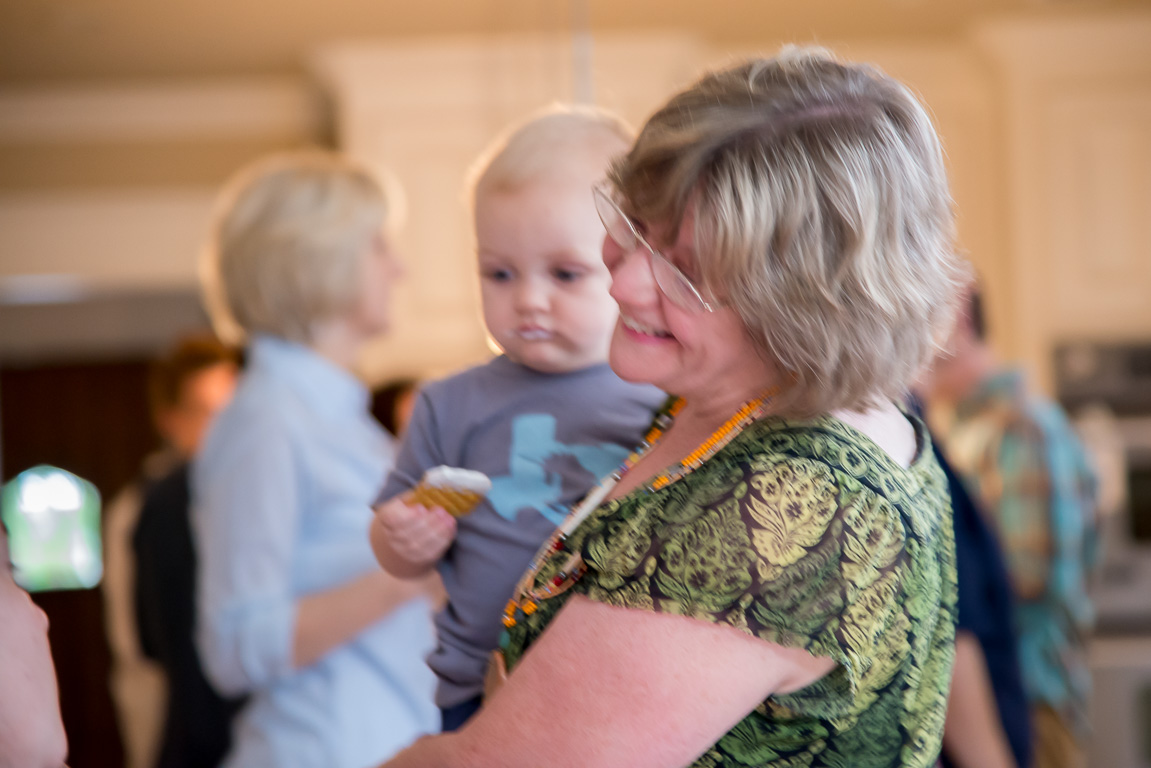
[248,335,370,418]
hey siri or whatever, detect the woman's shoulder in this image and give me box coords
[618,414,952,583]
[221,373,306,435]
[736,413,887,464]
[731,413,942,500]
[575,407,955,650]
[196,374,307,476]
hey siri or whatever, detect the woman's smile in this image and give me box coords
[620,314,673,340]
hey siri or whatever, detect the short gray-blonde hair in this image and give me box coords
[610,47,966,417]
[469,104,633,205]
[201,150,386,344]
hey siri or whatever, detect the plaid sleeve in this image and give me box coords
[984,419,1053,601]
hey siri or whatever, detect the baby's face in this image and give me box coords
[475,177,618,374]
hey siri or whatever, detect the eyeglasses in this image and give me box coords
[592,185,715,313]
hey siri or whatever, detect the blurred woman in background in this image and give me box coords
[194,152,439,768]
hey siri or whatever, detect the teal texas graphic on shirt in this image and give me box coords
[487,413,631,525]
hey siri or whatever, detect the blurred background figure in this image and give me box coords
[192,151,439,768]
[371,378,421,439]
[131,335,244,768]
[922,287,1100,768]
[0,520,69,768]
[928,420,1033,768]
[103,334,241,768]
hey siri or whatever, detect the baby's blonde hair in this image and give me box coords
[611,46,967,417]
[469,104,633,207]
[201,150,386,345]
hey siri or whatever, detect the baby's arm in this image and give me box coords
[371,389,457,578]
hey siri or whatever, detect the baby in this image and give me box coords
[370,106,664,731]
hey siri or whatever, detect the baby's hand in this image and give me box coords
[370,495,457,576]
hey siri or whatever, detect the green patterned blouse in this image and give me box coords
[501,412,957,768]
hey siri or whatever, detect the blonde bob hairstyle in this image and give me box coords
[201,150,386,345]
[468,103,633,206]
[610,47,967,418]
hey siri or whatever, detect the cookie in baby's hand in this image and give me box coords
[405,466,492,517]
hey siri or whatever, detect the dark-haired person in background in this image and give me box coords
[922,288,1099,768]
[132,336,246,768]
[105,334,240,768]
[909,395,1033,768]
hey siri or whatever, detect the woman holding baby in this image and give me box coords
[381,46,964,768]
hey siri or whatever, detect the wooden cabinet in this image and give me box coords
[978,15,1151,391]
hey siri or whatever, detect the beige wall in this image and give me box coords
[2,11,1149,387]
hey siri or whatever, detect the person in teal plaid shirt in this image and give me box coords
[924,288,1100,768]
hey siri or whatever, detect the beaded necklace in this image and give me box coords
[501,390,775,630]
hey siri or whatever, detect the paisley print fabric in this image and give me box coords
[501,413,957,767]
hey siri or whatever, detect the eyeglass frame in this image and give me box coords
[592,184,716,313]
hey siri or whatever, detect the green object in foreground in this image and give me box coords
[1,465,102,592]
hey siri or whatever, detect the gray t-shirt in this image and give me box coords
[379,355,664,707]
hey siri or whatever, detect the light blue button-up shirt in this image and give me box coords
[192,335,438,768]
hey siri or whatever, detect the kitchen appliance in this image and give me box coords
[1056,341,1151,768]
[1087,636,1151,768]
[1056,341,1151,632]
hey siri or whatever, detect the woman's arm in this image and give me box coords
[293,569,436,668]
[195,409,433,693]
[383,595,835,768]
[193,419,301,696]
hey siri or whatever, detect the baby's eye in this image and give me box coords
[552,266,585,283]
[481,267,514,283]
